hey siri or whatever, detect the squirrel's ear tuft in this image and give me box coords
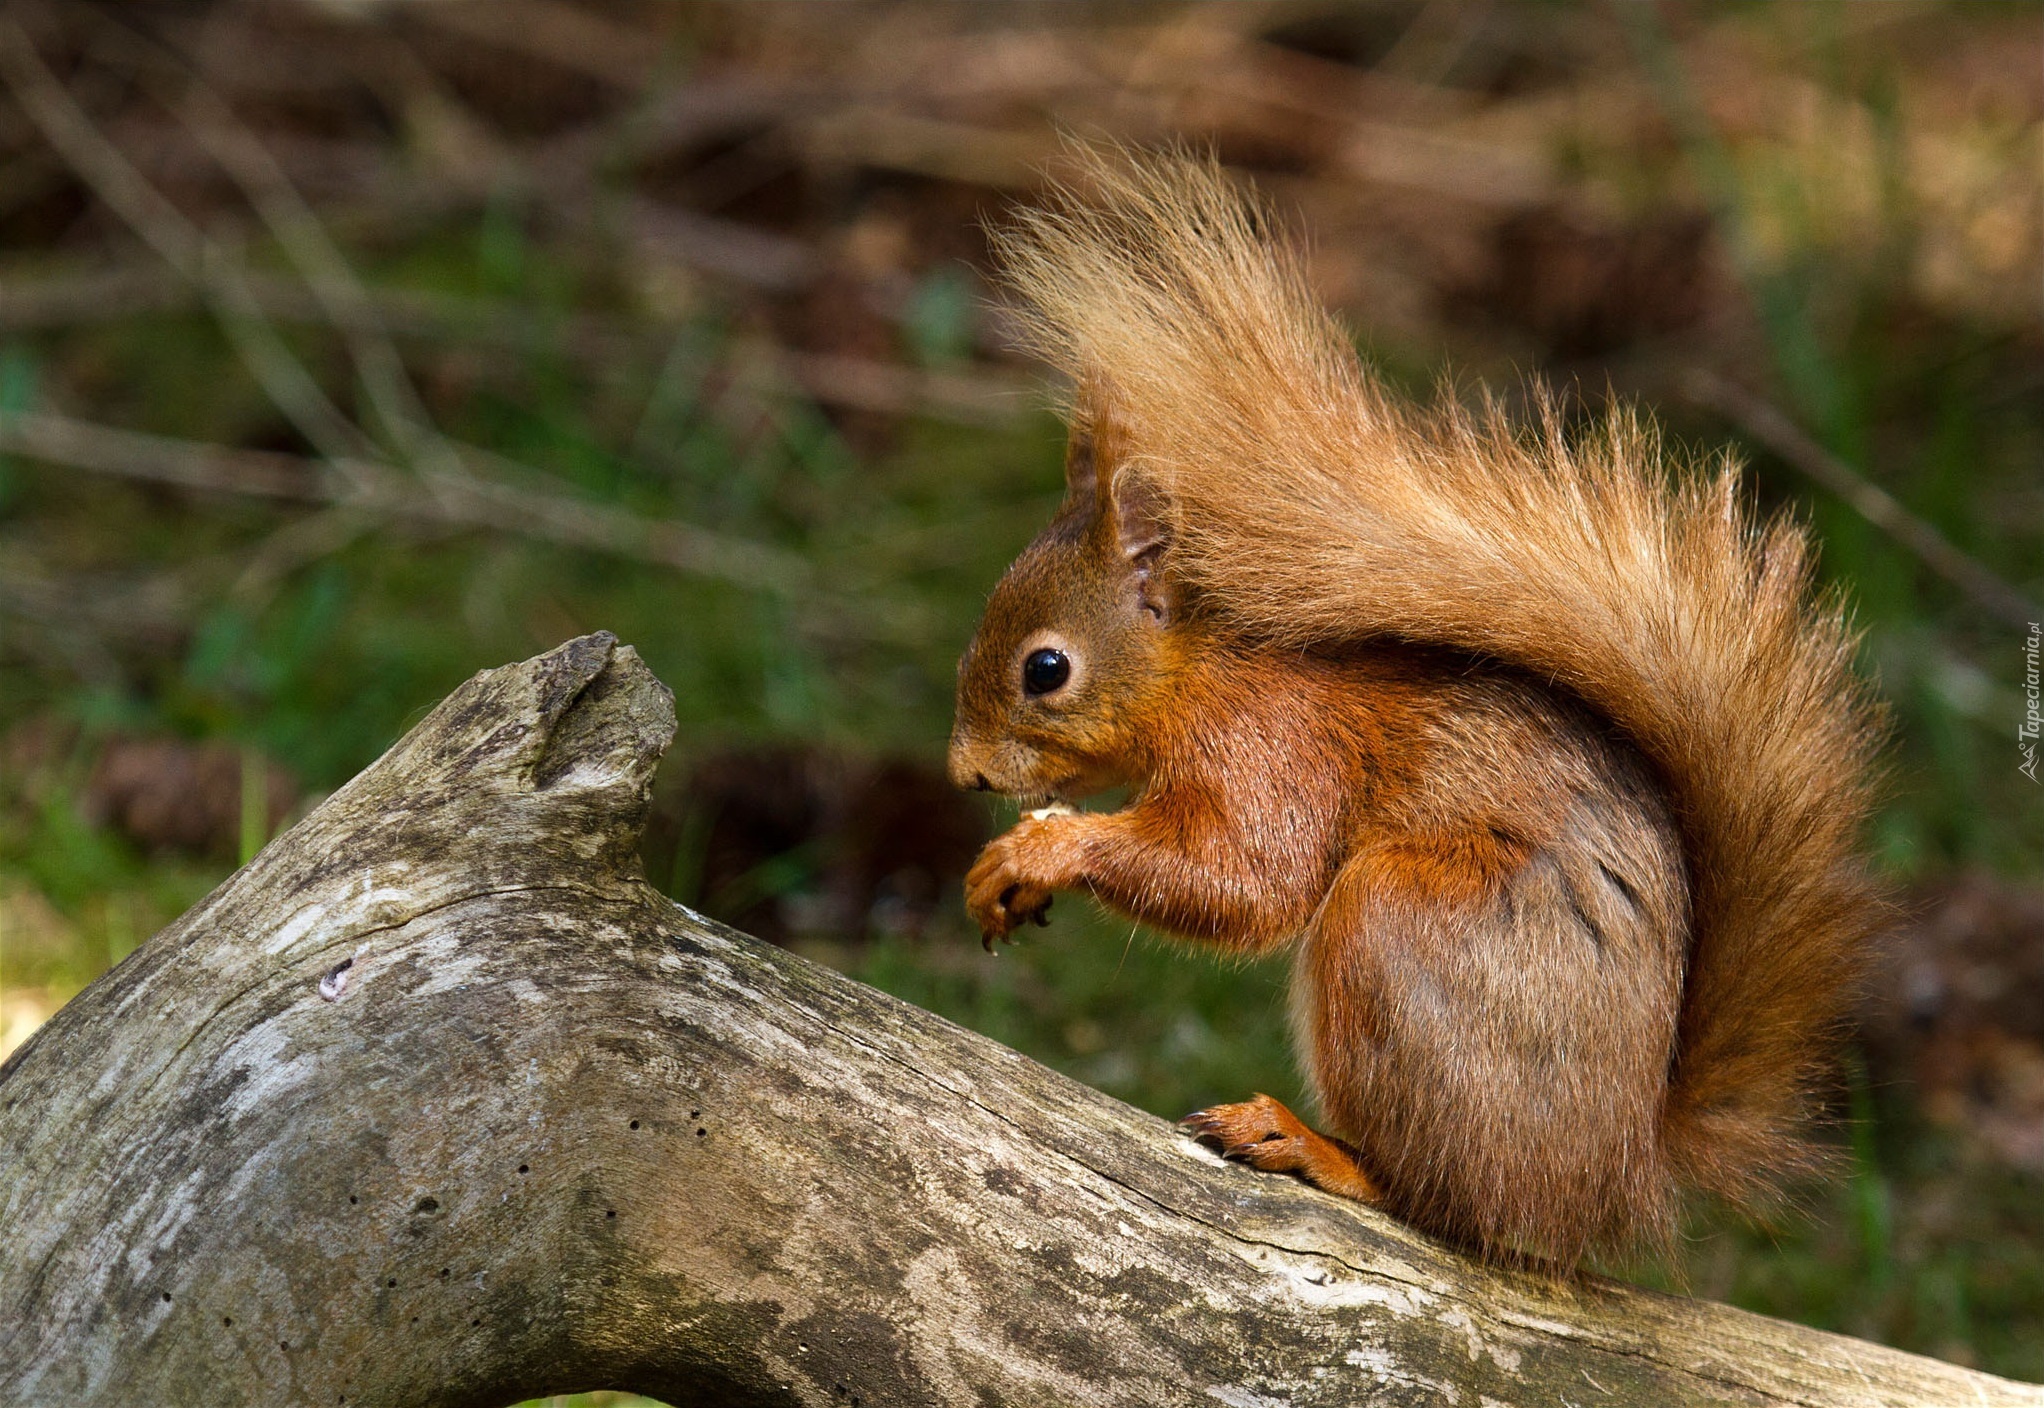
[1064,378,1135,517]
[1062,425,1101,515]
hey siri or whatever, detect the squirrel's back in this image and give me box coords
[995,151,1886,1227]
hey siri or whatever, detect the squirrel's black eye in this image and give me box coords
[1022,647,1071,696]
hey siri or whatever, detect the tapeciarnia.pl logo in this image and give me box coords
[2021,621,2041,784]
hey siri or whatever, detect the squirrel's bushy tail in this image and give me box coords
[995,150,1886,1221]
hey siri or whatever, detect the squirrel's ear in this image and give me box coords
[1110,466,1175,623]
[1110,467,1170,561]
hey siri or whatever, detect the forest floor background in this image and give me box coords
[0,1,2039,1390]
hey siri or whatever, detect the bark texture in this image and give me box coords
[0,633,2036,1408]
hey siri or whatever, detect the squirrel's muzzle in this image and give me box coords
[946,734,991,793]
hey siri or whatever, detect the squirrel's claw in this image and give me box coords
[977,889,1051,951]
[964,822,1069,950]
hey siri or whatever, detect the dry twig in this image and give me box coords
[0,409,810,595]
[173,80,458,476]
[1685,370,2041,632]
[0,264,1029,424]
[0,16,371,466]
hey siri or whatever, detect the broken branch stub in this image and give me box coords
[0,634,2037,1407]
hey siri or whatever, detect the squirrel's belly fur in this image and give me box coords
[951,150,1885,1267]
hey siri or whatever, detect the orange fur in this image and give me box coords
[954,150,1886,1263]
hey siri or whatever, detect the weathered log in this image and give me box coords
[1,633,2036,1408]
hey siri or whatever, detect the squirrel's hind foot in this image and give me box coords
[1182,1093,1381,1203]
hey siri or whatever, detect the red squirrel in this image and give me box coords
[946,153,1885,1266]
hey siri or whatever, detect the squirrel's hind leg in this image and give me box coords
[1294,799,1687,1261]
[1182,1093,1382,1203]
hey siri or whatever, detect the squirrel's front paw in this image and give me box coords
[964,818,1078,950]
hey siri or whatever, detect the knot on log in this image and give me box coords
[2,636,2037,1408]
[321,628,675,882]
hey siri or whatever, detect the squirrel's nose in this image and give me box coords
[946,736,987,792]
